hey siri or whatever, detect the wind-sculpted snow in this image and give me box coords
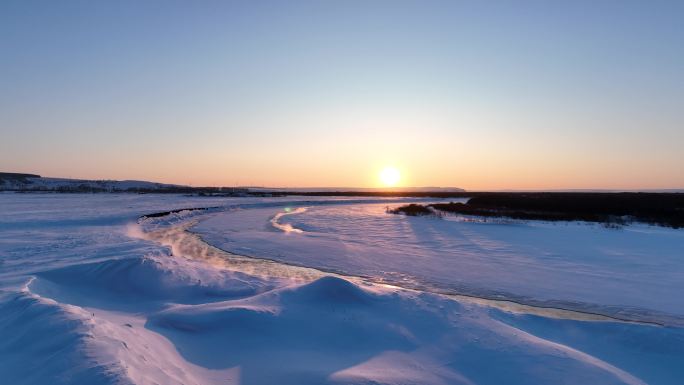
[30,256,272,312]
[1,193,683,384]
[0,290,127,385]
[147,276,654,385]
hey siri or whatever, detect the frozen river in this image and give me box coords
[195,200,684,322]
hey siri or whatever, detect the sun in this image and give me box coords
[379,166,401,187]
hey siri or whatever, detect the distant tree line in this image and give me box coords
[389,192,684,229]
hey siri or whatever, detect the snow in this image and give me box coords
[1,193,683,384]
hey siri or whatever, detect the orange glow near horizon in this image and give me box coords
[10,155,683,191]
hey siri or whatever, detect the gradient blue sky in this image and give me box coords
[1,0,682,189]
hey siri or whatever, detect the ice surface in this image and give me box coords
[195,202,684,321]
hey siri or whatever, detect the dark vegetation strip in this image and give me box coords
[269,191,469,198]
[390,193,684,229]
[387,204,436,216]
[140,206,220,219]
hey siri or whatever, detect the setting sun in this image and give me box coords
[379,167,401,187]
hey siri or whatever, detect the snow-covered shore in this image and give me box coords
[1,193,683,384]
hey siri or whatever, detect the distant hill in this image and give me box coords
[250,186,466,193]
[0,172,189,193]
[0,172,41,184]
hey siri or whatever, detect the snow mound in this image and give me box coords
[284,276,372,305]
[0,288,242,385]
[147,277,645,385]
[30,255,272,311]
[0,291,127,385]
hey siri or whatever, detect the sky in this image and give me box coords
[1,0,683,190]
